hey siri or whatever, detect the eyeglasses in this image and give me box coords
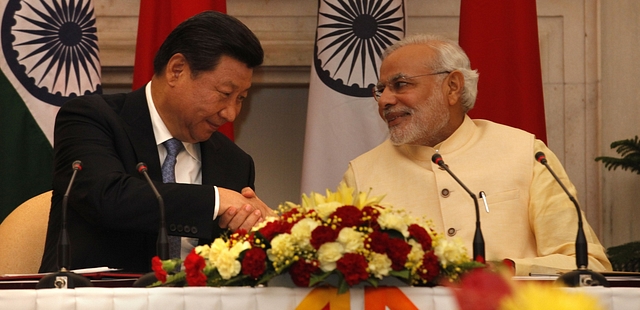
[372,71,451,102]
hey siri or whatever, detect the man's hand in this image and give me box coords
[217,187,274,232]
[241,187,276,218]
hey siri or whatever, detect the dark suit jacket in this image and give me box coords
[39,87,255,273]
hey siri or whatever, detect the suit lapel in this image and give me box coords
[120,87,163,181]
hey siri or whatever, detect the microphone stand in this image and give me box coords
[37,161,92,289]
[432,154,485,263]
[132,162,171,287]
[535,152,609,287]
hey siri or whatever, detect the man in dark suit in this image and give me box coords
[39,11,273,273]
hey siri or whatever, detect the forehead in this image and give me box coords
[380,44,437,79]
[194,55,253,90]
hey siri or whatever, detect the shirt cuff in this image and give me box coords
[213,186,220,220]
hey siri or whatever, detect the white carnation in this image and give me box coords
[434,237,469,268]
[317,242,344,272]
[368,252,392,279]
[377,212,409,237]
[290,218,320,251]
[336,227,364,253]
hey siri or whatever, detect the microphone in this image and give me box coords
[37,160,93,289]
[432,153,485,263]
[535,152,609,287]
[132,162,170,287]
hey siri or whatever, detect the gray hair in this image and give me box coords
[382,34,479,112]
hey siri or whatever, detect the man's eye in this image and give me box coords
[218,90,231,98]
[393,81,409,90]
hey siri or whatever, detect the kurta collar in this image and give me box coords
[399,114,476,162]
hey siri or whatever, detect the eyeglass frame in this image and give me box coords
[372,71,451,102]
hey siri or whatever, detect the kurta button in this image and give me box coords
[447,228,456,236]
[169,224,176,232]
[441,188,450,197]
[191,227,198,234]
[184,225,191,233]
[177,225,183,232]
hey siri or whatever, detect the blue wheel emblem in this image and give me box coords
[1,0,101,107]
[314,0,405,97]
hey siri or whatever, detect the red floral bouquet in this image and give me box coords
[150,183,482,293]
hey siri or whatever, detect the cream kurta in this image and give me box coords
[343,115,611,276]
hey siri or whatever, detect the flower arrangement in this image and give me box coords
[150,183,482,293]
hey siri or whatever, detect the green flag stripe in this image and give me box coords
[0,69,53,223]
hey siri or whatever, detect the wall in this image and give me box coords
[95,0,640,248]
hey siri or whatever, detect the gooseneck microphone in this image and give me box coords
[432,154,485,263]
[136,162,169,260]
[37,160,93,289]
[133,162,169,287]
[535,152,609,287]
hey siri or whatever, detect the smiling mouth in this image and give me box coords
[384,111,411,126]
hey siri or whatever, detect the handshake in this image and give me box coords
[217,187,276,232]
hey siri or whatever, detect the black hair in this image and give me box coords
[153,11,264,76]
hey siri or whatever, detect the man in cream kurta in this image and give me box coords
[343,34,611,276]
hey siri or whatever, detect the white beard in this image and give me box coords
[388,91,450,146]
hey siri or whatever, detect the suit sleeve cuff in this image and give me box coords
[213,186,220,220]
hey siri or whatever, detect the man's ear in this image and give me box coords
[165,53,187,86]
[444,70,464,106]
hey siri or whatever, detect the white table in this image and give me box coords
[0,286,638,310]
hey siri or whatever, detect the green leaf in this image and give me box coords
[337,277,350,295]
[595,136,640,174]
[389,269,411,280]
[309,271,332,287]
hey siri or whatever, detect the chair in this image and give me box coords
[607,241,640,272]
[0,191,52,275]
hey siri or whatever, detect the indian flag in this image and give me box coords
[0,0,101,221]
[301,0,405,194]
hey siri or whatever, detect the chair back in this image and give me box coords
[0,191,52,275]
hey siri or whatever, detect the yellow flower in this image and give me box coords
[315,201,342,220]
[317,242,345,272]
[267,233,295,269]
[406,239,426,268]
[499,282,603,310]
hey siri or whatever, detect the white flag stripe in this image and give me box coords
[1,0,101,145]
[301,0,405,194]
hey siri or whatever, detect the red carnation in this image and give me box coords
[259,221,290,241]
[331,205,361,228]
[289,259,320,287]
[408,224,432,251]
[310,225,337,249]
[242,247,267,279]
[336,253,369,286]
[151,256,167,283]
[366,230,389,254]
[184,249,207,286]
[260,222,282,241]
[419,250,440,283]
[386,237,411,271]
